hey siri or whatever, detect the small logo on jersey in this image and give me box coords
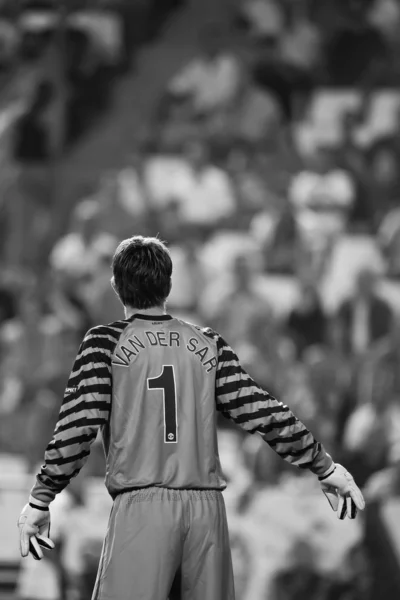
[168,433,175,441]
[65,386,77,395]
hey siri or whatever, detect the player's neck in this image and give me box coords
[124,305,167,319]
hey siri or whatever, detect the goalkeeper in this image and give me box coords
[18,236,365,600]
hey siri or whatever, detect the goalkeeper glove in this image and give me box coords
[18,499,55,560]
[319,463,365,519]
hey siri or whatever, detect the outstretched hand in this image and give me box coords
[18,503,55,560]
[319,464,365,519]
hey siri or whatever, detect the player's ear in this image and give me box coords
[110,277,123,304]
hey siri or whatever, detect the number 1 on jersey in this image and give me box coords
[147,365,178,443]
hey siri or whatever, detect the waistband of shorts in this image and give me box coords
[113,486,223,503]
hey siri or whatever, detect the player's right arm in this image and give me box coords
[213,333,333,476]
[28,326,116,506]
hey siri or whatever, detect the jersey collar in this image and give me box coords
[130,313,173,321]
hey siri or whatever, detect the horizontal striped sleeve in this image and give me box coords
[214,334,333,476]
[30,325,120,505]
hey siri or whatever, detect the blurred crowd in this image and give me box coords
[0,0,184,158]
[2,0,400,599]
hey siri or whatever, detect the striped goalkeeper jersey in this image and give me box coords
[31,313,333,504]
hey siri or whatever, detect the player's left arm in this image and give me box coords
[213,333,365,518]
[30,327,114,507]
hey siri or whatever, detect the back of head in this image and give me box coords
[112,236,172,310]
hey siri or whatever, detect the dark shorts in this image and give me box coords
[92,487,235,600]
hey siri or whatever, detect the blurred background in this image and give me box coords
[1,0,400,598]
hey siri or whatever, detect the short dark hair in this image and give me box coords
[112,236,172,309]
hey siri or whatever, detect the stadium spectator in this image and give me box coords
[0,318,25,417]
[289,146,355,271]
[252,37,298,121]
[82,241,124,326]
[367,141,400,224]
[226,143,278,218]
[364,463,400,502]
[252,199,298,274]
[237,309,286,392]
[143,150,190,210]
[0,281,16,325]
[96,168,148,238]
[0,16,17,71]
[354,335,400,492]
[384,229,400,279]
[41,268,92,343]
[66,28,109,143]
[368,0,400,44]
[168,25,241,117]
[237,0,284,41]
[271,539,324,600]
[156,96,202,151]
[167,236,205,317]
[197,229,263,304]
[335,267,393,357]
[165,138,237,229]
[342,365,400,488]
[336,109,376,232]
[325,5,388,85]
[377,199,400,278]
[68,7,124,72]
[360,320,400,419]
[279,0,322,76]
[50,200,113,280]
[13,80,54,163]
[303,324,353,451]
[372,101,400,155]
[212,253,273,349]
[210,70,282,144]
[286,280,327,358]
